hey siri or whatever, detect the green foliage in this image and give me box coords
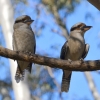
[12,0,27,4]
[42,0,80,13]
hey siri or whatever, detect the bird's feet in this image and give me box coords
[80,58,84,63]
[22,51,33,56]
[16,51,33,56]
[68,59,72,63]
[80,58,84,61]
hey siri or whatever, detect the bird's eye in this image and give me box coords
[24,19,27,22]
[78,25,82,28]
[70,27,76,31]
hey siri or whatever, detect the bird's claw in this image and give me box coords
[16,51,20,54]
[68,59,72,63]
[80,58,84,61]
[28,52,33,56]
[80,58,84,63]
[22,51,33,56]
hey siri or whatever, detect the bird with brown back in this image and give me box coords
[60,22,92,92]
[13,15,36,83]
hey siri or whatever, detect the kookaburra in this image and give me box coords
[13,15,36,83]
[60,22,92,92]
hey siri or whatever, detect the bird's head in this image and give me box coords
[14,15,34,26]
[70,22,92,35]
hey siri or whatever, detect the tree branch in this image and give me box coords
[0,46,100,71]
[88,0,100,10]
[51,5,69,40]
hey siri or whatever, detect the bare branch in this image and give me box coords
[0,81,12,87]
[0,46,100,71]
[84,72,100,99]
[88,0,100,10]
[48,3,70,39]
[51,4,69,40]
[45,66,61,92]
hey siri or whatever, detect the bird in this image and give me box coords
[60,22,92,92]
[13,15,36,83]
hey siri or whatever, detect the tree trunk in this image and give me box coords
[0,0,31,100]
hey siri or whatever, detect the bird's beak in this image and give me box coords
[82,26,92,31]
[30,20,34,23]
[24,19,34,25]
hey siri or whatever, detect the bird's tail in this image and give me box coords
[15,66,25,83]
[26,63,32,73]
[61,70,72,92]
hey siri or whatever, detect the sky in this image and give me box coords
[0,0,100,100]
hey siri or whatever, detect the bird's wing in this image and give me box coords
[12,32,18,51]
[82,44,90,59]
[34,44,36,54]
[30,28,36,54]
[33,36,36,54]
[60,41,68,59]
[12,33,15,50]
[60,41,71,92]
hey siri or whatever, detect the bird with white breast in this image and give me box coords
[13,15,36,83]
[60,22,92,92]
